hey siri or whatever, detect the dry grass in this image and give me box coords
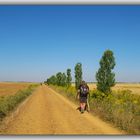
[72,83,140,94]
[0,82,33,96]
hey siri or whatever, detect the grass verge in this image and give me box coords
[0,84,39,121]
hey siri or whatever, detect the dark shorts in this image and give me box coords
[80,97,87,103]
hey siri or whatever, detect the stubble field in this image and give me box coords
[0,82,33,96]
[72,83,140,94]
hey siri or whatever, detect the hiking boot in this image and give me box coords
[81,108,84,114]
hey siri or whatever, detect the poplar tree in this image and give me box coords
[75,63,82,90]
[96,50,116,94]
[66,69,72,88]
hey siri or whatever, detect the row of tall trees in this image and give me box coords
[45,49,116,94]
[45,69,72,88]
[45,63,83,89]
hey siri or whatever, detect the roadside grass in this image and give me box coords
[50,85,77,104]
[50,85,140,134]
[0,84,39,120]
[91,90,140,134]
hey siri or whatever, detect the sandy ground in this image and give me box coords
[0,85,125,135]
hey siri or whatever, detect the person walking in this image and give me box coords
[76,81,90,113]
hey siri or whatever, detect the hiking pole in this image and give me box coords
[87,99,90,112]
[87,93,90,112]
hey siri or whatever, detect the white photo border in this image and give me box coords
[0,1,140,140]
[0,0,140,4]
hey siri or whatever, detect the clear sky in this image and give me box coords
[0,5,140,82]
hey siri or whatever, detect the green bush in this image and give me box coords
[0,84,38,120]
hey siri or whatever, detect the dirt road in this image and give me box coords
[0,85,125,135]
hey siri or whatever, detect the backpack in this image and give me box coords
[80,85,89,97]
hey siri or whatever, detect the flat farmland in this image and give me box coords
[0,82,33,96]
[72,83,140,94]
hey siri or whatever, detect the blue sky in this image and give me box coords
[0,5,140,82]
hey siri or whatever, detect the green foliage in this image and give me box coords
[56,72,67,86]
[56,72,63,86]
[74,63,82,90]
[46,72,67,87]
[96,50,116,94]
[66,69,72,88]
[45,62,82,89]
[62,73,67,86]
[46,75,57,85]
[91,90,106,99]
[0,85,37,120]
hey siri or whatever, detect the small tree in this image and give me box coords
[66,69,72,88]
[46,75,57,85]
[56,72,67,86]
[61,73,67,86]
[56,72,63,86]
[75,63,82,90]
[50,75,57,85]
[96,50,116,94]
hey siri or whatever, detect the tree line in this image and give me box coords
[45,69,72,88]
[44,49,116,95]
